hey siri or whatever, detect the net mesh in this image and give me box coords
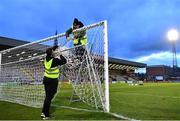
[0,21,108,111]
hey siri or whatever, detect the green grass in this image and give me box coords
[0,83,118,120]
[110,82,180,120]
[0,101,116,120]
[0,82,180,120]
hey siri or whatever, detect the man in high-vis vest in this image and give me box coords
[41,45,67,120]
[65,18,88,61]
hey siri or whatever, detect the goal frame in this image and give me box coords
[0,20,109,112]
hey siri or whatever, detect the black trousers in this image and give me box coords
[42,77,58,117]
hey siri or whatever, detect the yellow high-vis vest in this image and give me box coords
[73,32,87,45]
[44,58,60,79]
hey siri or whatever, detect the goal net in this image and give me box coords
[0,21,109,112]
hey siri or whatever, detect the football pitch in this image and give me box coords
[0,82,180,120]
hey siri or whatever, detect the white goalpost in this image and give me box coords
[0,21,109,112]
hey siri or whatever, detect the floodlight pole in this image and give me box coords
[167,29,179,73]
[104,20,110,112]
[172,41,178,71]
[167,29,179,75]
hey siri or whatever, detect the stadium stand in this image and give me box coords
[0,36,147,83]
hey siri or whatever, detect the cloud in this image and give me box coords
[132,51,180,66]
[107,0,180,58]
[1,0,180,66]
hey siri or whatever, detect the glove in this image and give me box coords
[52,45,58,51]
[67,36,74,41]
[65,32,69,39]
[65,28,73,39]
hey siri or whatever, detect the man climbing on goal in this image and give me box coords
[65,18,88,61]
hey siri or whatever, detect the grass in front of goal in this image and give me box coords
[0,101,117,120]
[0,82,180,120]
[0,83,118,120]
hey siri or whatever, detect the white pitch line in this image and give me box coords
[105,112,137,120]
[119,92,180,99]
[52,104,100,112]
[52,104,137,120]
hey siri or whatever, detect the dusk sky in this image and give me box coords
[0,0,180,66]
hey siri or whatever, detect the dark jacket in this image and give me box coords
[43,47,67,81]
[45,46,67,68]
[45,55,67,68]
